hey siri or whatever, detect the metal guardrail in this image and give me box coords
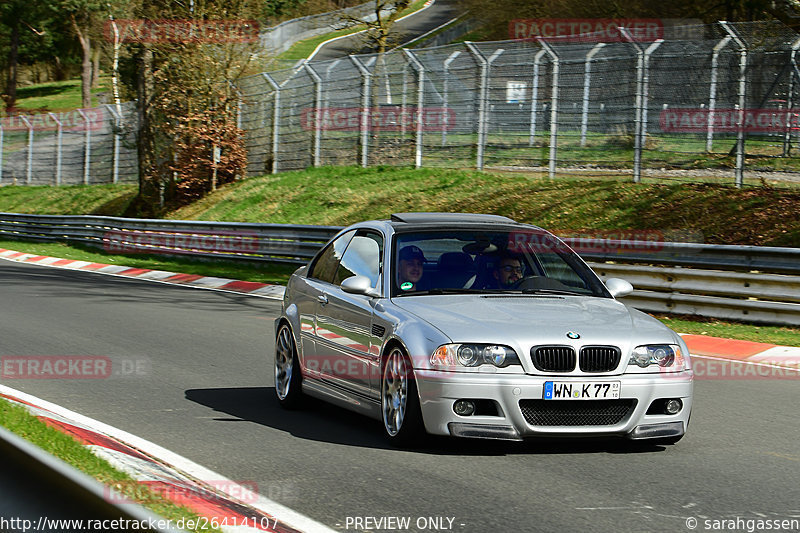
[0,212,340,265]
[1,212,799,325]
[0,425,180,532]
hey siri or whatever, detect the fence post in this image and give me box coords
[529,48,548,146]
[639,39,663,170]
[442,50,461,147]
[262,73,281,174]
[581,43,605,148]
[77,109,91,185]
[400,65,409,138]
[21,116,33,185]
[49,113,63,186]
[0,123,3,184]
[104,105,121,184]
[466,42,503,171]
[537,38,559,179]
[350,56,372,168]
[304,63,323,167]
[707,35,732,153]
[403,49,426,169]
[783,37,800,156]
[621,29,660,183]
[720,21,747,188]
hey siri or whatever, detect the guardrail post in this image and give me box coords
[707,35,732,153]
[580,43,605,148]
[721,21,747,188]
[104,105,121,184]
[77,109,91,184]
[442,50,461,147]
[48,113,63,185]
[350,55,372,168]
[466,42,503,171]
[304,63,323,167]
[537,39,559,179]
[529,48,548,147]
[783,37,800,156]
[403,49,426,169]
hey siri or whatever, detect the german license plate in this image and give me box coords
[543,381,620,400]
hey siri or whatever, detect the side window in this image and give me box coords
[335,231,384,287]
[537,250,590,289]
[308,230,356,284]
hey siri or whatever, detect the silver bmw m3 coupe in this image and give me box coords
[274,212,693,446]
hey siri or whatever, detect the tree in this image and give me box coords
[124,0,266,215]
[0,0,51,110]
[58,0,109,109]
[340,0,412,55]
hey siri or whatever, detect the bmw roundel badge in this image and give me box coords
[566,331,581,339]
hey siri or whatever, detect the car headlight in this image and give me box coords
[431,344,521,369]
[628,344,687,372]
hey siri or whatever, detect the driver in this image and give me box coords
[493,255,524,289]
[398,245,425,291]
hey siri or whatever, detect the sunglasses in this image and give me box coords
[500,265,524,274]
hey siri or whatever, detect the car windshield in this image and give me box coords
[392,229,610,298]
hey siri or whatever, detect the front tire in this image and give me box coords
[275,324,303,408]
[381,347,424,446]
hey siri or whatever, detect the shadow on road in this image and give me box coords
[185,386,671,456]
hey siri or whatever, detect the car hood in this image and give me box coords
[390,294,677,348]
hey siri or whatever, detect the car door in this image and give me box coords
[314,230,384,401]
[300,230,356,379]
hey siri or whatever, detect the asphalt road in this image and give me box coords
[2,258,800,533]
[312,0,462,61]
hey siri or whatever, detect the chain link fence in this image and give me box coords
[5,21,800,188]
[239,21,800,186]
[0,102,139,187]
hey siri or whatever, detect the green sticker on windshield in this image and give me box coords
[400,282,413,291]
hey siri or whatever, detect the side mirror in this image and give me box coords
[341,275,380,297]
[605,277,634,298]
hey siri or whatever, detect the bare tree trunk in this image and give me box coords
[132,47,164,216]
[91,47,101,88]
[5,22,20,110]
[70,15,93,109]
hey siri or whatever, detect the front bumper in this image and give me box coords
[415,370,693,441]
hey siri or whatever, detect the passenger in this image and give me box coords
[398,245,425,291]
[493,255,524,289]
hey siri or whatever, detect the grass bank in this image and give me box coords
[1,166,799,344]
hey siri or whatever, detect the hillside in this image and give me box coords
[0,166,798,247]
